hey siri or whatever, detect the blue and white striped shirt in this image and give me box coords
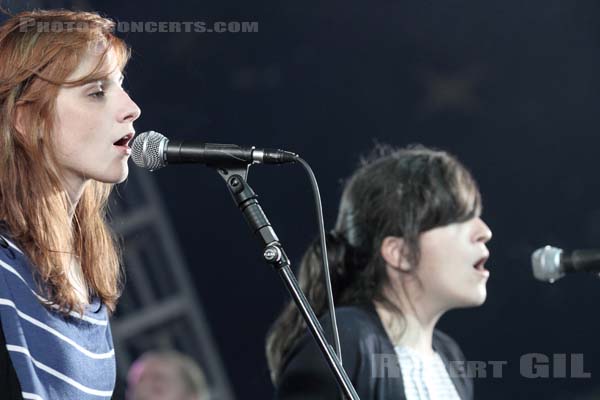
[0,234,115,400]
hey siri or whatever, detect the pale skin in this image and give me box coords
[17,46,141,217]
[132,357,199,400]
[15,46,141,303]
[53,47,141,216]
[375,216,492,359]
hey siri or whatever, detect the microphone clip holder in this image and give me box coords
[213,162,360,400]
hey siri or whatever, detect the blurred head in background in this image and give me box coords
[127,350,210,400]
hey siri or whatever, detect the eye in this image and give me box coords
[87,81,106,99]
[89,90,105,98]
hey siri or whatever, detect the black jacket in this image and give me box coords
[276,304,473,400]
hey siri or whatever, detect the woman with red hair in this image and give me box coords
[0,9,140,399]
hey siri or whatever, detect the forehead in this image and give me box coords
[139,359,185,383]
[66,44,121,82]
[142,358,179,373]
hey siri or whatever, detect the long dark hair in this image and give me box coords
[265,144,483,383]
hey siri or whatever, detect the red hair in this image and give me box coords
[0,10,131,313]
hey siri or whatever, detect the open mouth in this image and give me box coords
[473,256,489,272]
[113,133,133,147]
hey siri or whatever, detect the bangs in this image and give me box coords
[18,23,130,90]
[448,172,482,223]
[418,155,482,232]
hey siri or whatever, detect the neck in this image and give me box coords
[375,279,446,358]
[62,176,87,222]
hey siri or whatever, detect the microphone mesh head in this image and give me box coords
[531,245,564,282]
[131,131,168,171]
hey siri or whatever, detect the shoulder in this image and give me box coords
[326,305,380,331]
[0,233,25,270]
[0,229,25,263]
[277,305,386,399]
[319,304,390,348]
[282,304,387,373]
[0,232,38,294]
[0,231,28,268]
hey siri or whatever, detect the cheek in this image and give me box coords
[54,107,82,149]
[414,257,446,291]
[417,243,453,277]
[55,120,104,155]
[53,128,82,159]
[416,251,466,294]
[55,98,106,147]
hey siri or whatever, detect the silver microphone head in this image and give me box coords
[131,131,169,171]
[531,245,564,283]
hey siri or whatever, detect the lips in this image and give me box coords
[473,253,490,277]
[113,133,134,147]
[473,256,488,271]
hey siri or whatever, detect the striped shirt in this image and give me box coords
[395,345,461,400]
[0,233,115,400]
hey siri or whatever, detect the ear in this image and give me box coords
[380,236,411,272]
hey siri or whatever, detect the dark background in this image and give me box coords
[8,0,600,398]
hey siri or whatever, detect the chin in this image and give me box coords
[453,288,487,308]
[96,167,129,184]
[115,171,129,183]
[471,294,487,306]
[469,287,487,306]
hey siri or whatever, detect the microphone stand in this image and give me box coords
[213,163,360,400]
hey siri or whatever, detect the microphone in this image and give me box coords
[531,246,600,282]
[131,131,298,171]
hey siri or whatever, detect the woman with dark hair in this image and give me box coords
[266,146,492,399]
[0,9,140,400]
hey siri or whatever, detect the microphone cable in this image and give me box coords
[295,157,342,363]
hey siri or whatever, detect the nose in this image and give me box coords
[472,217,492,244]
[117,90,141,123]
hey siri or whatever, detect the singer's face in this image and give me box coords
[53,46,141,194]
[414,216,492,310]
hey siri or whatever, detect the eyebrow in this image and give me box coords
[82,74,124,88]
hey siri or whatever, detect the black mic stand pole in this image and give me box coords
[213,163,360,400]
